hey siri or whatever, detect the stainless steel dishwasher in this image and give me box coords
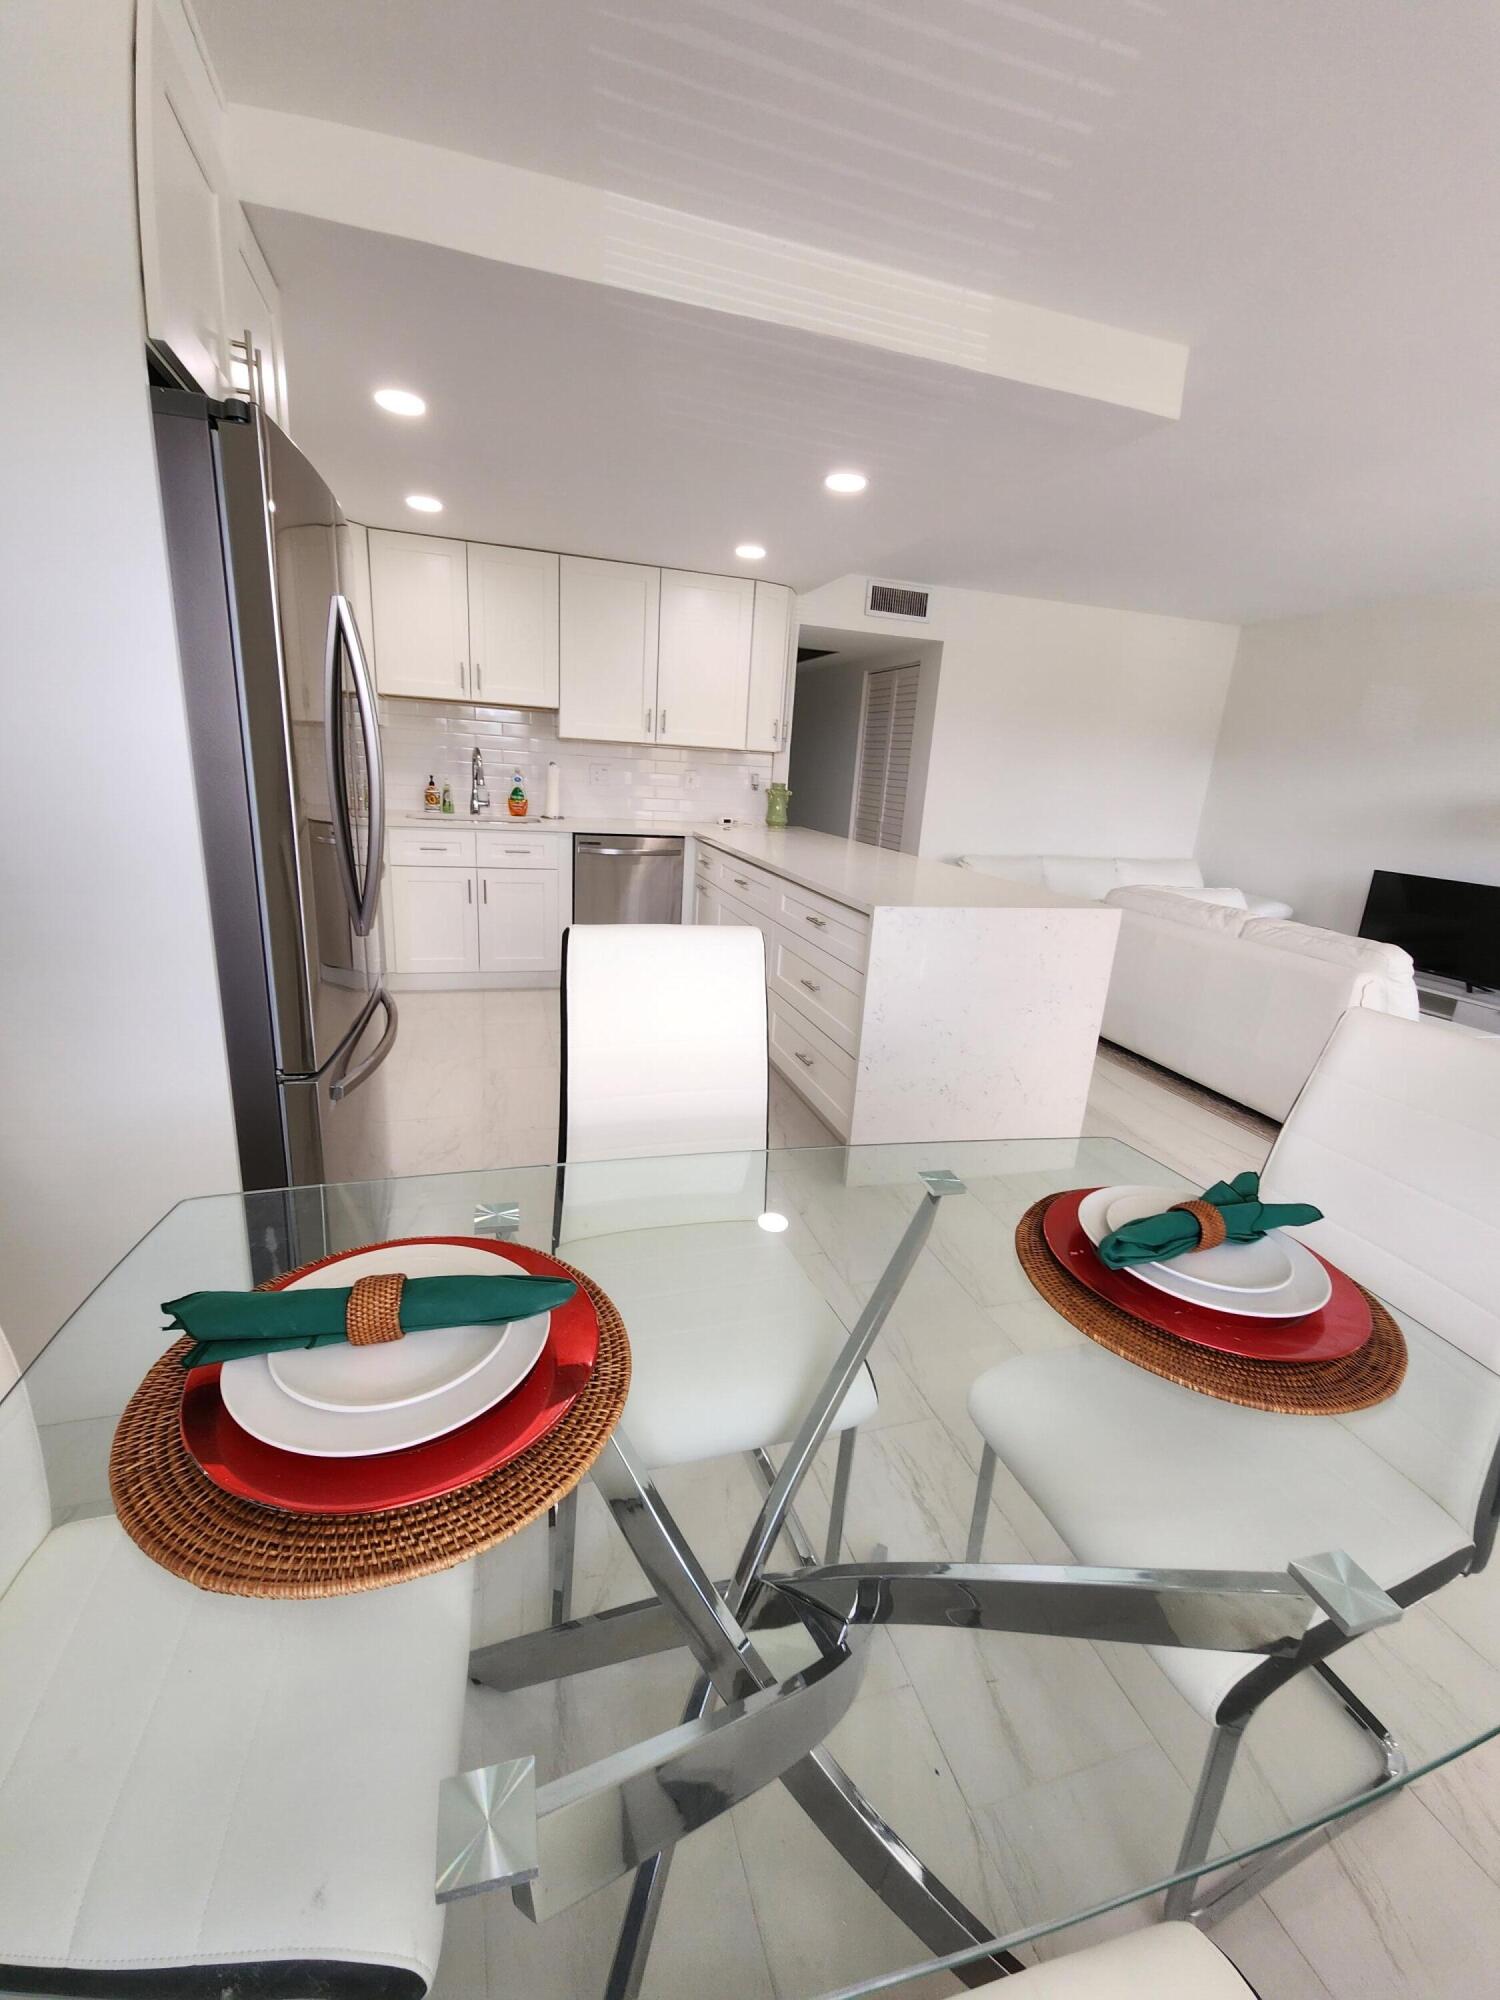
[572,833,685,924]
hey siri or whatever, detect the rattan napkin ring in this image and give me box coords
[346,1272,406,1344]
[1169,1198,1229,1252]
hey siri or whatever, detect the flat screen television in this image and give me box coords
[1359,869,1500,992]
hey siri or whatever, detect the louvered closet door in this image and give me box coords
[852,665,919,850]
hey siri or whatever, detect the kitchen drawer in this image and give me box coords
[768,928,862,1055]
[774,882,869,972]
[474,830,559,868]
[388,827,477,867]
[715,884,774,946]
[768,992,856,1132]
[712,853,777,915]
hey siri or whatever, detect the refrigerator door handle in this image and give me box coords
[328,988,398,1102]
[323,591,385,939]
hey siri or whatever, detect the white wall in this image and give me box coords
[795,577,1238,861]
[0,0,240,1366]
[1198,594,1500,933]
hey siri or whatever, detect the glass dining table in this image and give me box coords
[8,1134,1500,2000]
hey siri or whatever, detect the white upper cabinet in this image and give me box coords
[368,531,470,701]
[656,571,756,750]
[745,582,794,753]
[137,1,287,417]
[467,545,559,709]
[558,557,660,744]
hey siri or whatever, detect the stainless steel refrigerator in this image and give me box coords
[153,385,395,1194]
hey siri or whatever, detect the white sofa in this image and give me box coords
[1097,885,1420,1118]
[957,853,1293,920]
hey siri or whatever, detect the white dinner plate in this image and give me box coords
[218,1246,551,1457]
[1078,1185,1332,1319]
[1101,1189,1293,1292]
[269,1242,518,1411]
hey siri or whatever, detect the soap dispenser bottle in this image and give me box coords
[507,769,529,818]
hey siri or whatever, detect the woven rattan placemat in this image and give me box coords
[109,1251,630,1598]
[1016,1196,1406,1415]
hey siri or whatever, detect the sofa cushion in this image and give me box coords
[1240,918,1414,978]
[1182,885,1249,909]
[1113,856,1205,892]
[1043,856,1123,899]
[1105,885,1251,934]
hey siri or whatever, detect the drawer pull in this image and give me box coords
[419,846,448,852]
[794,1050,815,1068]
[798,977,821,993]
[733,876,749,888]
[505,848,530,855]
[804,914,828,929]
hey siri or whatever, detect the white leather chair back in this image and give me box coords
[1264,1010,1500,1544]
[0,1328,51,1597]
[558,925,770,1244]
[1264,1011,1500,1370]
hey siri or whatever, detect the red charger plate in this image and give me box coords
[1042,1190,1372,1363]
[180,1237,600,1514]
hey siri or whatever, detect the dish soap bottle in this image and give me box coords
[423,773,441,814]
[440,781,454,815]
[506,769,529,818]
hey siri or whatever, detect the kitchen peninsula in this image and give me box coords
[692,823,1120,1143]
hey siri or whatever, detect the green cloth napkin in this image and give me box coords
[165,1274,577,1369]
[1096,1171,1322,1270]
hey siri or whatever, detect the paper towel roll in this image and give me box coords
[543,761,562,818]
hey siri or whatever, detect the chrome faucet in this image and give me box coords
[470,745,490,816]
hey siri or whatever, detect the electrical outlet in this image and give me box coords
[589,763,610,785]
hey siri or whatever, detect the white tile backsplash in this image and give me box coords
[376,698,773,822]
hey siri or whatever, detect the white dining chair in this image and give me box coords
[972,1922,1255,1994]
[0,1325,473,1997]
[964,1008,1500,1920]
[546,923,876,1619]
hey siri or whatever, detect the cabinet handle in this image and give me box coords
[505,848,530,854]
[467,879,473,903]
[459,660,467,691]
[794,1050,815,1068]
[804,914,828,929]
[799,977,821,993]
[772,718,780,746]
[660,709,667,734]
[483,879,488,904]
[733,876,749,888]
[475,662,483,691]
[419,845,448,852]
[645,707,653,735]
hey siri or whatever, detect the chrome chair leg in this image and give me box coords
[1164,1715,1248,1920]
[549,1486,578,1627]
[825,1426,857,1564]
[967,1443,997,1563]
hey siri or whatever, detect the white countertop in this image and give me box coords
[384,813,1099,914]
[693,824,1100,914]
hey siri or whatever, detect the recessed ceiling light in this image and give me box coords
[405,493,444,514]
[824,469,867,494]
[735,542,767,561]
[374,387,426,417]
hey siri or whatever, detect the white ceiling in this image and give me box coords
[199,0,1500,621]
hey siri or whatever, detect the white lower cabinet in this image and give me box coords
[767,992,858,1133]
[478,869,561,974]
[388,866,479,974]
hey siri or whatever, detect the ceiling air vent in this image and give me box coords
[865,579,931,621]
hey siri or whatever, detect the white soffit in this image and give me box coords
[227,105,1187,420]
